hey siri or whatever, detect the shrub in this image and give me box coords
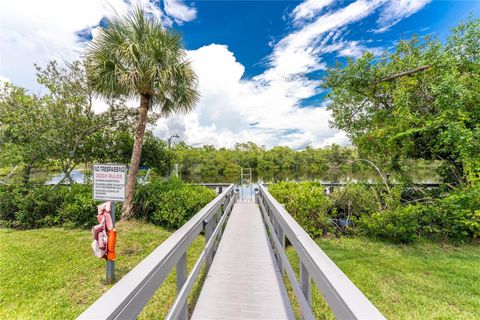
[331,183,379,217]
[135,177,217,229]
[328,183,380,234]
[269,181,333,238]
[14,186,67,228]
[0,185,24,227]
[359,187,480,243]
[0,184,108,229]
[428,187,480,241]
[57,185,99,228]
[0,178,216,230]
[358,205,427,243]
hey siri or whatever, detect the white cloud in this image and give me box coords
[0,0,429,149]
[0,0,190,91]
[155,44,345,149]
[332,40,384,58]
[376,0,431,32]
[291,0,336,23]
[164,0,197,24]
[0,75,10,83]
[262,0,388,83]
[322,131,349,146]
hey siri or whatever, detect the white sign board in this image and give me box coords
[93,164,126,201]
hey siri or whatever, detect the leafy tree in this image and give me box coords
[87,7,199,219]
[324,18,480,187]
[1,60,129,186]
[0,84,50,184]
[35,60,108,185]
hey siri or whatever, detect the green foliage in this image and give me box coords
[269,181,479,243]
[269,181,333,238]
[359,187,480,243]
[0,179,216,230]
[135,178,216,229]
[0,61,130,185]
[0,84,51,183]
[89,130,172,175]
[14,187,67,228]
[0,185,95,229]
[331,184,379,218]
[325,18,480,187]
[86,6,199,114]
[57,185,100,228]
[0,185,24,226]
[173,141,356,183]
[358,205,426,243]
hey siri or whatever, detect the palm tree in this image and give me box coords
[86,7,199,220]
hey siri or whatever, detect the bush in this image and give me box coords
[57,185,99,228]
[0,184,106,229]
[0,185,23,227]
[428,187,480,241]
[135,177,217,229]
[0,179,217,230]
[269,181,333,238]
[14,186,67,228]
[358,205,427,243]
[359,187,480,243]
[331,183,379,216]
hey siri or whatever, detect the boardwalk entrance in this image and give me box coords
[78,184,385,320]
[192,203,294,319]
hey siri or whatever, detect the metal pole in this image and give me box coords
[167,135,179,178]
[167,137,171,178]
[106,201,115,284]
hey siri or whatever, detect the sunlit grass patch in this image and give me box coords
[286,237,480,320]
[0,221,205,319]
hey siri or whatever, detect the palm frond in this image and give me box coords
[86,5,198,114]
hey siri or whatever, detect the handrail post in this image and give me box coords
[213,208,221,256]
[205,219,214,272]
[176,253,188,320]
[278,226,285,275]
[300,261,311,314]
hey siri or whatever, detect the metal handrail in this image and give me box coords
[257,184,386,320]
[77,184,235,320]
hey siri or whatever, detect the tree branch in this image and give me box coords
[374,65,430,84]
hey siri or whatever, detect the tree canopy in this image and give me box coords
[325,18,480,187]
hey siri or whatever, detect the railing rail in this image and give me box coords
[77,184,235,320]
[257,184,386,320]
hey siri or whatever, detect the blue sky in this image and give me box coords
[0,0,478,148]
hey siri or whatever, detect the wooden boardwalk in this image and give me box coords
[191,202,295,320]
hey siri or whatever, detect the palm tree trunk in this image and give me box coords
[122,94,150,220]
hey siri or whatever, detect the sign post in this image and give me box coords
[93,164,126,284]
[106,203,116,284]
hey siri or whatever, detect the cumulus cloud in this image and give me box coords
[376,0,431,32]
[0,0,429,149]
[164,0,197,24]
[155,44,346,149]
[0,0,192,91]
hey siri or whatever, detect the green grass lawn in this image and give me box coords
[286,237,480,320]
[1,223,479,320]
[0,221,205,320]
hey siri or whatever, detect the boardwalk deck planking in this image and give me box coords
[191,203,295,320]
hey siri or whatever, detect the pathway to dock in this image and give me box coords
[78,184,385,320]
[191,202,295,320]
